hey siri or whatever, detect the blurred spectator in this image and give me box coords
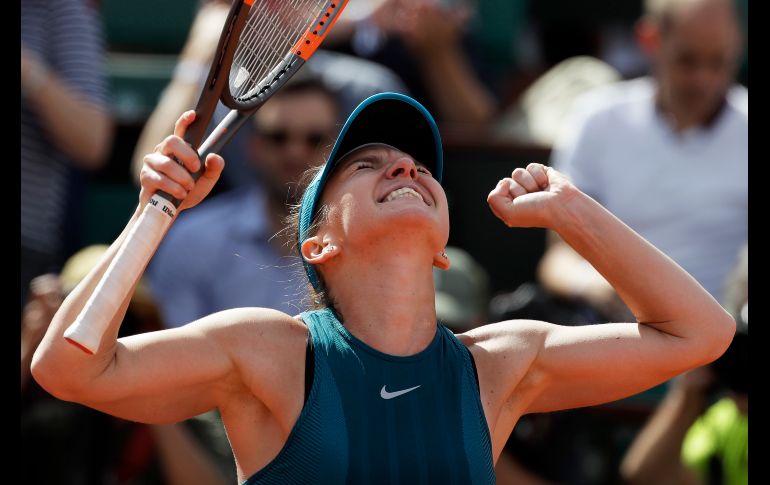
[21,246,233,484]
[130,0,406,194]
[146,75,340,327]
[620,244,748,485]
[304,50,406,119]
[21,0,115,311]
[327,0,497,125]
[21,274,63,394]
[538,0,747,322]
[130,0,233,189]
[495,56,621,146]
[433,246,491,332]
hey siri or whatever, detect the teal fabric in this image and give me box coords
[242,308,495,484]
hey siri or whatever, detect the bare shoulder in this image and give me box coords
[200,307,307,339]
[456,319,548,358]
[199,307,309,364]
[455,321,550,412]
[189,307,310,416]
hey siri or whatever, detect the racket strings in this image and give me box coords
[232,4,300,97]
[243,5,298,84]
[230,0,326,102]
[238,3,294,74]
[239,0,320,85]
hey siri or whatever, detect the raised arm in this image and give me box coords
[538,230,633,321]
[30,111,244,424]
[474,164,734,418]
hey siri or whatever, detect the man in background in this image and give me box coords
[146,76,340,327]
[538,0,747,322]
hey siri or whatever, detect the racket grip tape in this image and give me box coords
[63,194,176,354]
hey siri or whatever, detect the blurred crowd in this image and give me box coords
[21,0,747,483]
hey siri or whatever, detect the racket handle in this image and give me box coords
[199,110,252,160]
[63,194,176,354]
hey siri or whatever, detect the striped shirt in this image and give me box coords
[21,0,109,256]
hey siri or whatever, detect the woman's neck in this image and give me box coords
[325,248,439,356]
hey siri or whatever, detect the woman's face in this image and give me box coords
[317,144,450,252]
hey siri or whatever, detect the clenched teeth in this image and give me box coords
[384,187,425,203]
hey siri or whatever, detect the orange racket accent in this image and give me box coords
[63,0,348,354]
[292,1,346,61]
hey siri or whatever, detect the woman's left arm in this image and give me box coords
[478,163,735,414]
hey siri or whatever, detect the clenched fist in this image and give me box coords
[138,111,225,212]
[487,163,580,229]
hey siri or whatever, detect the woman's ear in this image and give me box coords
[301,236,340,265]
[433,250,451,271]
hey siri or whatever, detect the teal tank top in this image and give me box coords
[241,307,495,484]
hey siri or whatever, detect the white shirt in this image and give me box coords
[552,77,748,300]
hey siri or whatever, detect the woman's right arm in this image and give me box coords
[30,111,251,424]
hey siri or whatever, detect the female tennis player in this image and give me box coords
[32,93,735,484]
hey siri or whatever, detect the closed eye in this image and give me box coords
[354,162,375,170]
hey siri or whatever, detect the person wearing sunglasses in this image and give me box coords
[145,74,340,329]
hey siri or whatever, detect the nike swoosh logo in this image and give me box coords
[380,385,421,400]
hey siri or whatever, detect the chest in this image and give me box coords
[293,347,493,483]
[232,321,495,484]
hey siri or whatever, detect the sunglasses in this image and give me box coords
[260,129,330,149]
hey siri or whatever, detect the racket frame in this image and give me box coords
[62,0,348,354]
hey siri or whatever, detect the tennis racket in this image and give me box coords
[64,0,348,354]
